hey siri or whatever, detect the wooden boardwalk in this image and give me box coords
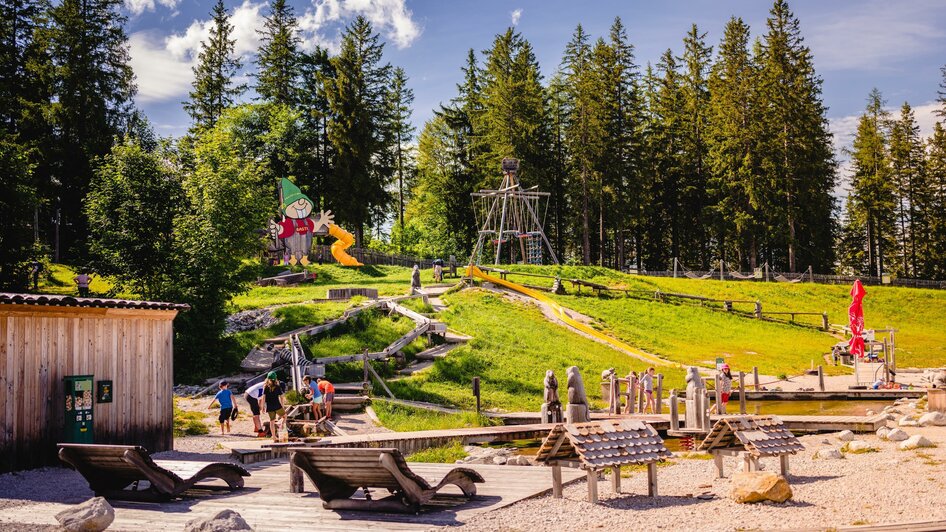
[0,460,583,531]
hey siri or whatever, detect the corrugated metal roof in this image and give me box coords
[535,419,672,469]
[0,292,189,311]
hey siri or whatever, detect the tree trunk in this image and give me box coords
[581,164,591,265]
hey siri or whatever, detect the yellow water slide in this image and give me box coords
[467,265,673,367]
[328,223,363,266]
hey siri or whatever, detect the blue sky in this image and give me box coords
[127,0,946,192]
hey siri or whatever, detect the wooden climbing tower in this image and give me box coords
[470,158,558,266]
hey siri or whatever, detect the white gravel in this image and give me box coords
[458,424,946,531]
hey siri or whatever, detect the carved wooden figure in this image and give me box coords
[541,370,563,423]
[565,366,589,423]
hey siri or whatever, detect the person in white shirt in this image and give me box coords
[243,381,265,436]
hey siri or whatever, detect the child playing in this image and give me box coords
[208,380,234,435]
[640,367,656,414]
[302,376,324,420]
[263,372,286,442]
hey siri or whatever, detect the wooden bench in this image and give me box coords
[288,447,484,513]
[58,443,249,501]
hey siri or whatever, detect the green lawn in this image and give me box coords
[39,264,115,296]
[388,289,688,412]
[372,400,498,432]
[230,264,416,310]
[497,265,946,370]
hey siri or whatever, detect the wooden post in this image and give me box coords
[714,374,722,414]
[610,373,620,415]
[780,454,790,476]
[638,379,645,413]
[656,374,664,414]
[647,462,658,497]
[289,453,304,493]
[611,465,621,494]
[625,373,633,413]
[743,453,754,472]
[755,301,763,319]
[753,366,759,390]
[587,469,599,503]
[551,465,563,499]
[669,389,679,431]
[362,349,370,387]
[817,365,825,392]
[703,390,711,430]
[472,377,481,414]
[822,312,829,331]
[713,451,724,478]
[630,376,638,414]
[739,371,747,415]
[720,259,725,281]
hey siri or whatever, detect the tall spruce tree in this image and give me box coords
[255,0,300,106]
[43,0,135,259]
[385,67,415,242]
[678,24,713,268]
[755,0,836,272]
[888,102,926,277]
[707,17,761,270]
[560,24,601,265]
[927,122,946,278]
[297,46,334,205]
[841,89,895,277]
[184,0,245,132]
[324,16,392,245]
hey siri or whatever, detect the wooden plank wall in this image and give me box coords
[0,304,177,473]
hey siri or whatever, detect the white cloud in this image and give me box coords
[829,101,941,197]
[125,0,179,17]
[131,1,266,103]
[808,0,946,71]
[299,0,422,50]
[511,8,522,26]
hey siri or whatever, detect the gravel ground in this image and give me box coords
[458,421,946,532]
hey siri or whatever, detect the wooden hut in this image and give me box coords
[535,419,672,502]
[0,293,188,473]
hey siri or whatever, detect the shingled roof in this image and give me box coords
[535,419,672,470]
[697,415,804,457]
[0,292,189,311]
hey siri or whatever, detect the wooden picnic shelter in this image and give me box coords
[697,415,804,478]
[534,419,671,503]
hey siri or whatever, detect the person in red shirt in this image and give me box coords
[316,377,335,418]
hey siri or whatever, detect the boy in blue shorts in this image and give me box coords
[208,380,234,435]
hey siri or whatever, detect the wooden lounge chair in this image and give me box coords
[289,447,484,513]
[58,443,250,501]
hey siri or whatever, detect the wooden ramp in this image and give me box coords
[0,461,583,531]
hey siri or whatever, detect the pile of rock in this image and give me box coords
[173,384,206,397]
[225,308,279,335]
[457,446,532,466]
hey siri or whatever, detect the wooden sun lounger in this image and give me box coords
[58,443,250,501]
[289,447,485,513]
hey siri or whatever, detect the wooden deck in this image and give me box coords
[0,460,583,531]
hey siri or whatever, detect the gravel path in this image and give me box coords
[458,422,946,531]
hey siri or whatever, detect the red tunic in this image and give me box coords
[276,218,315,239]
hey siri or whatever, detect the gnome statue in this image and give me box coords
[565,366,590,423]
[270,178,332,265]
[540,370,563,423]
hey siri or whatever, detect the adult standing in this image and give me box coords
[74,271,92,297]
[243,381,265,436]
[316,377,335,419]
[263,372,286,442]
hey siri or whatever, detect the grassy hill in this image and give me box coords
[500,264,946,370]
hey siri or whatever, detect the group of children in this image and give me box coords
[208,372,336,441]
[629,364,735,414]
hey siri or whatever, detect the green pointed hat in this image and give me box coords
[280,178,311,213]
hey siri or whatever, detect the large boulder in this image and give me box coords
[730,471,792,503]
[815,448,843,460]
[899,435,935,450]
[837,430,856,441]
[185,510,254,532]
[843,440,874,453]
[55,497,114,532]
[886,428,910,442]
[918,412,946,427]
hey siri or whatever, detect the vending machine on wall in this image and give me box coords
[63,375,94,443]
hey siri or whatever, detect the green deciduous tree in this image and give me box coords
[0,130,37,290]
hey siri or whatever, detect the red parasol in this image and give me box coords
[848,280,866,358]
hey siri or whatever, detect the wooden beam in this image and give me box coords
[611,465,621,494]
[647,462,658,497]
[713,451,724,478]
[586,470,598,503]
[551,465,563,499]
[780,454,790,476]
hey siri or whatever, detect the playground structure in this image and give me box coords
[470,158,558,266]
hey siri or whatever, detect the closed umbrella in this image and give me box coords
[848,280,866,358]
